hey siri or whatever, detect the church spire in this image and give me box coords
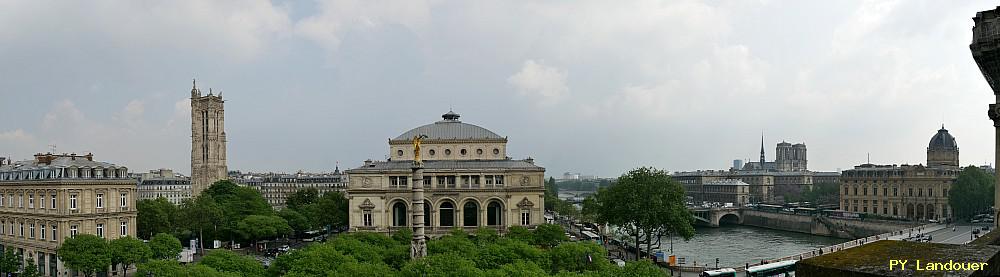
[759,133,765,165]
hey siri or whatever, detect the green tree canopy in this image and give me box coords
[58,234,111,276]
[110,236,152,272]
[533,224,569,249]
[549,242,611,273]
[203,180,274,241]
[949,166,996,220]
[285,188,319,211]
[0,248,21,274]
[198,250,267,277]
[22,256,40,277]
[179,193,224,254]
[149,233,183,260]
[137,197,178,240]
[583,167,695,260]
[237,215,292,245]
[278,208,311,236]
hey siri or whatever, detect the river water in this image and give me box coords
[652,225,849,268]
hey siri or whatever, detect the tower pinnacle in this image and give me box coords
[759,134,765,165]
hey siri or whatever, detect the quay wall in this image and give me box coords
[740,210,921,239]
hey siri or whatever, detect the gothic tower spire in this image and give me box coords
[759,133,765,165]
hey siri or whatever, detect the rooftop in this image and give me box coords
[348,159,544,172]
[391,111,505,141]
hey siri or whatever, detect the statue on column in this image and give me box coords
[412,135,428,165]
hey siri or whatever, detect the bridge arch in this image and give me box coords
[718,213,741,225]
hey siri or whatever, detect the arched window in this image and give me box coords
[463,201,479,227]
[392,202,407,227]
[487,201,503,226]
[424,203,431,227]
[439,202,455,227]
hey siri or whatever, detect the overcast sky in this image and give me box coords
[0,0,996,177]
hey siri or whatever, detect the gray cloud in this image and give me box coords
[0,0,995,177]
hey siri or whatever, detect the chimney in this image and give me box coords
[85,153,93,161]
[70,153,77,160]
[525,157,534,164]
[364,159,373,167]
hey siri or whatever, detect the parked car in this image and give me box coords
[973,229,981,235]
[278,245,290,252]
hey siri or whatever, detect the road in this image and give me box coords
[919,223,992,244]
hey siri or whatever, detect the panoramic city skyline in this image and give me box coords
[0,1,996,177]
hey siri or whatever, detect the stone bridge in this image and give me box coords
[689,207,742,227]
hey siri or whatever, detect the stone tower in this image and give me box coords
[190,80,228,196]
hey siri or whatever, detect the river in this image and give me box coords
[652,225,849,268]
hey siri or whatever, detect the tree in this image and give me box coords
[137,259,185,276]
[202,180,274,243]
[22,256,40,277]
[278,208,311,236]
[285,188,319,211]
[58,234,111,277]
[150,233,183,260]
[179,194,223,255]
[137,197,178,240]
[548,241,611,273]
[507,226,534,244]
[110,236,152,273]
[0,248,21,275]
[198,250,267,277]
[315,191,349,233]
[949,166,996,220]
[236,215,292,250]
[583,167,695,261]
[532,224,568,249]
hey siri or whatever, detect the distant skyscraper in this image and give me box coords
[190,80,228,196]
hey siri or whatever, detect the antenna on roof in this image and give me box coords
[867,152,870,164]
[47,144,56,153]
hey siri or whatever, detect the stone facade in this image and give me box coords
[136,169,191,205]
[190,81,228,197]
[233,170,348,210]
[970,9,1000,227]
[0,153,137,276]
[347,111,545,236]
[838,127,960,221]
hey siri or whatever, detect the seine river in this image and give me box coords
[653,225,849,269]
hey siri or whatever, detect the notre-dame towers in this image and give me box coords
[190,80,228,196]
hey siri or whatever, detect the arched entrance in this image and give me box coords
[439,201,455,227]
[392,202,407,226]
[906,204,914,219]
[463,201,479,227]
[916,204,925,220]
[927,205,935,220]
[487,200,503,226]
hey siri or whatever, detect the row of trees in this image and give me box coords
[138,180,352,254]
[267,226,663,276]
[280,187,349,236]
[56,233,182,276]
[949,166,997,220]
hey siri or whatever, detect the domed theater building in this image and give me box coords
[346,111,545,235]
[839,127,961,221]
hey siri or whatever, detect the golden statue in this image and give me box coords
[412,135,428,164]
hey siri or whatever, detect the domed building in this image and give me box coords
[927,126,959,168]
[839,127,960,221]
[346,111,545,235]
